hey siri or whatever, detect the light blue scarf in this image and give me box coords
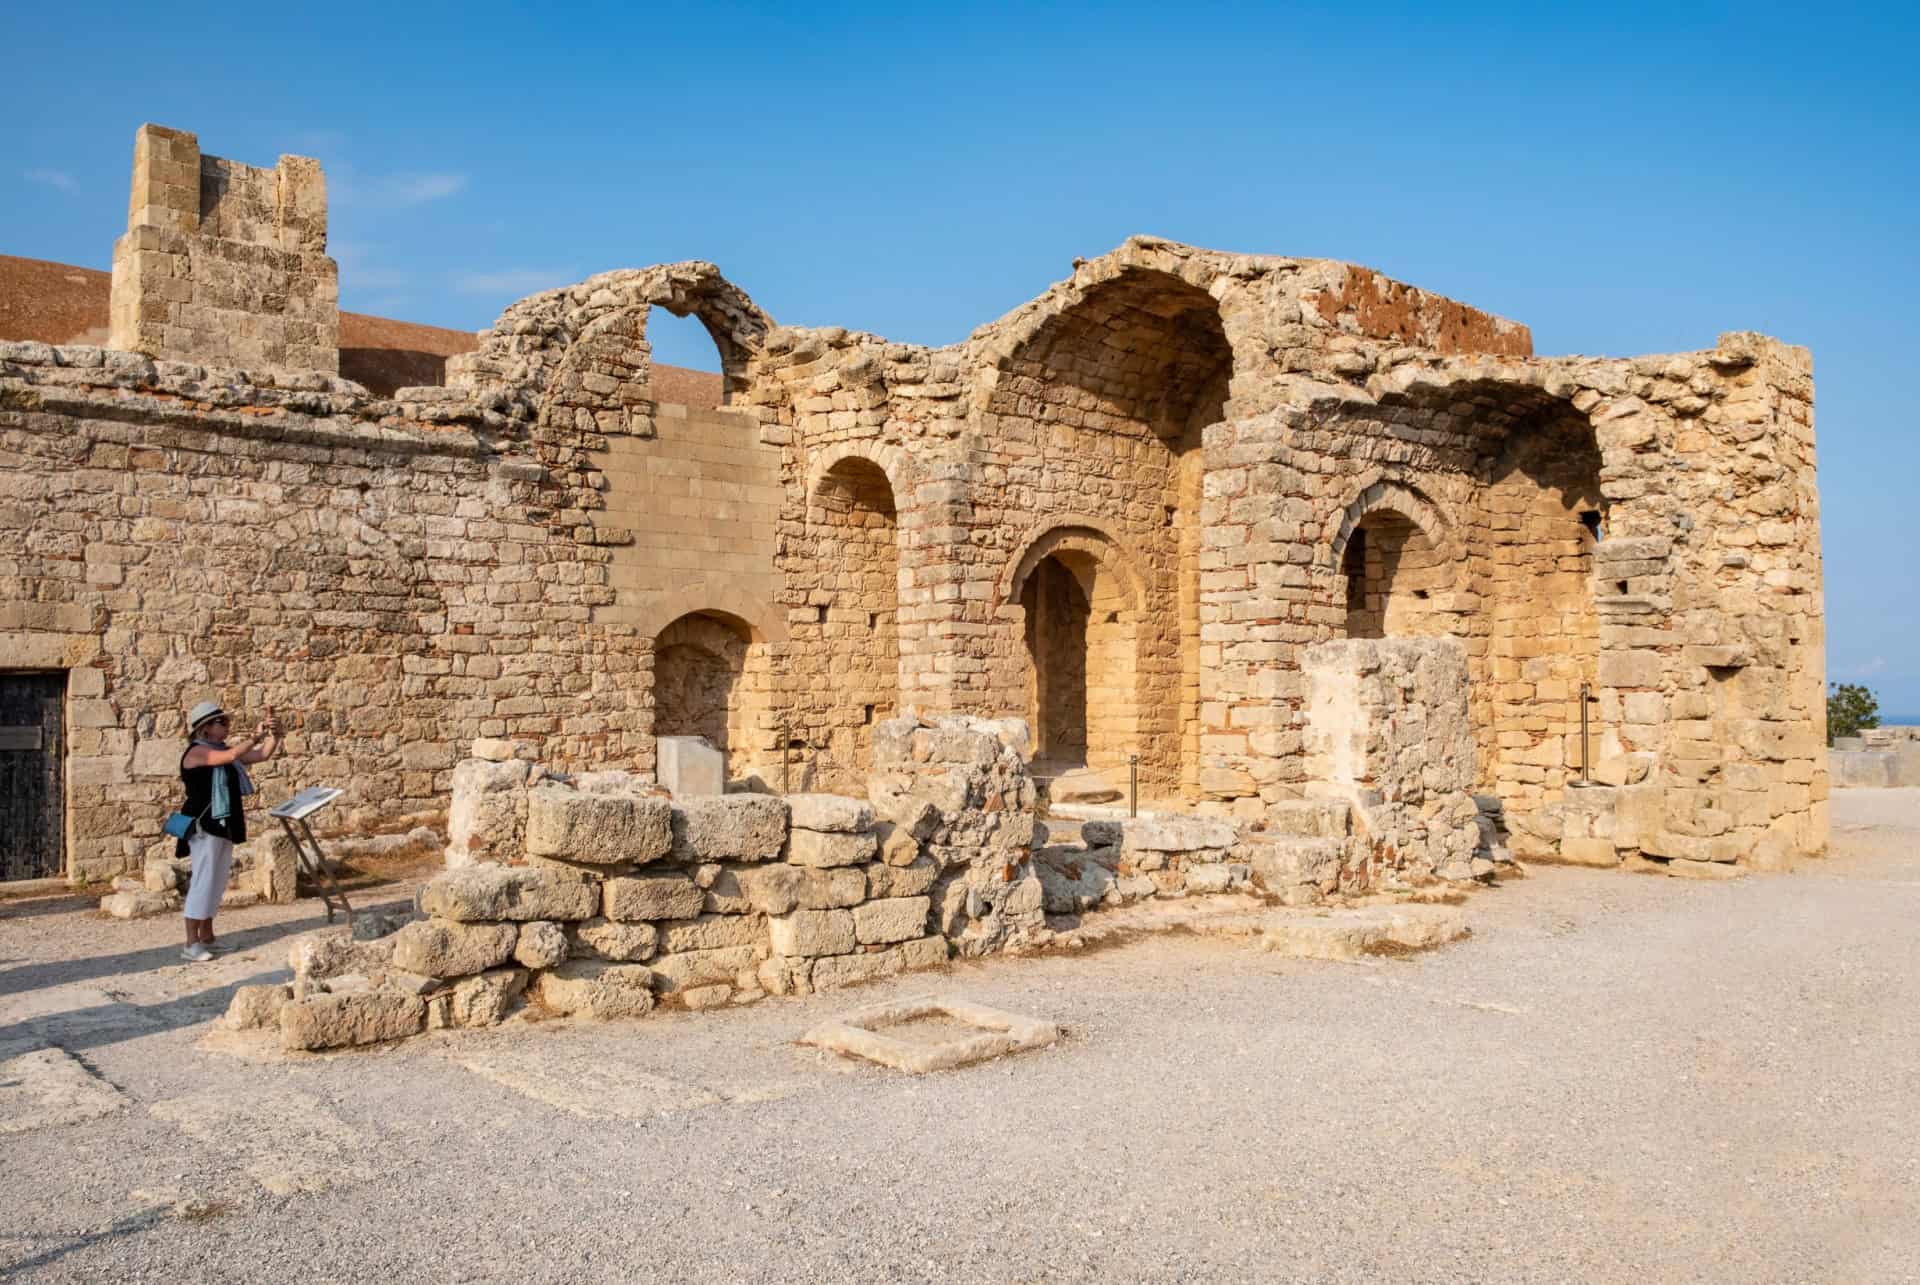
[193,739,256,823]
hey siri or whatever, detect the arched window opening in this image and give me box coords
[643,306,727,409]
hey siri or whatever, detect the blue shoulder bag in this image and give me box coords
[163,807,206,840]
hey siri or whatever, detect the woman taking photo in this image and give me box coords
[177,699,281,962]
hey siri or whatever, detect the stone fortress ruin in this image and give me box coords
[0,126,1829,1041]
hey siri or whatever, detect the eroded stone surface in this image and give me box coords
[671,796,789,863]
[525,786,672,866]
[280,993,427,1051]
[534,960,656,1020]
[420,865,598,923]
[391,920,517,979]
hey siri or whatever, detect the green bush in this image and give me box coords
[1827,682,1880,744]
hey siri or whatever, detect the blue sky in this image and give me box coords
[5,1,1917,713]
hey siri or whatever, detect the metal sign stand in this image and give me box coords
[267,786,351,931]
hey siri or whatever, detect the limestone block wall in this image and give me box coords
[257,714,1041,1047]
[1200,332,1826,866]
[0,341,653,882]
[586,400,785,783]
[108,125,338,375]
[752,238,1542,801]
[3,206,1828,883]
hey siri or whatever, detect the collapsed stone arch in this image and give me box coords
[984,258,1237,442]
[453,261,773,419]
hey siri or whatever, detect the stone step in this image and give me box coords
[1255,904,1469,962]
[1264,799,1352,839]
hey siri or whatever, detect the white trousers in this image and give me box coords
[183,831,235,920]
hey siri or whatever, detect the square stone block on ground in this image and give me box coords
[799,996,1060,1074]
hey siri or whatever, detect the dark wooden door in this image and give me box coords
[0,672,65,881]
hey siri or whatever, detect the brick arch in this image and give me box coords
[1322,475,1462,577]
[453,261,773,418]
[983,260,1235,442]
[805,442,912,504]
[997,516,1148,614]
[629,584,787,645]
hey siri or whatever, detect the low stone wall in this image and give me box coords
[231,716,1043,1048]
[226,708,1510,1051]
[98,831,297,918]
[1829,728,1920,788]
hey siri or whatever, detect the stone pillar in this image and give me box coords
[868,713,1043,956]
[1301,638,1480,880]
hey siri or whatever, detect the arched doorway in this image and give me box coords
[653,611,752,764]
[1473,411,1606,809]
[1008,528,1145,787]
[800,452,901,787]
[983,265,1234,800]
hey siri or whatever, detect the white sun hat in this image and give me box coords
[187,700,228,734]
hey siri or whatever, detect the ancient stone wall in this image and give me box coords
[1199,333,1825,867]
[0,202,1827,883]
[108,125,338,375]
[0,341,639,881]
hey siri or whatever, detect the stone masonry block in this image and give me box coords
[535,961,656,1020]
[670,795,789,862]
[450,968,529,1027]
[390,920,518,979]
[769,908,856,957]
[602,873,706,921]
[570,918,659,962]
[785,794,875,833]
[866,855,938,899]
[655,914,763,953]
[853,896,930,945]
[511,922,569,970]
[525,786,672,866]
[658,735,724,797]
[1120,815,1237,853]
[648,945,760,992]
[279,992,425,1051]
[733,863,866,914]
[419,865,598,922]
[787,828,878,868]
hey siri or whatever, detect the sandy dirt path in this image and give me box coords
[3,791,1916,1283]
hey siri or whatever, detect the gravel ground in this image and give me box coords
[3,791,1917,1284]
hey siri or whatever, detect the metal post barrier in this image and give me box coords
[1578,681,1592,784]
[1129,753,1139,818]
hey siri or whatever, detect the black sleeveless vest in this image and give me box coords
[176,747,247,856]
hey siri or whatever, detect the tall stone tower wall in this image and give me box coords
[107,124,338,374]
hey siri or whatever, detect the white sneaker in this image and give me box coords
[181,943,213,963]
